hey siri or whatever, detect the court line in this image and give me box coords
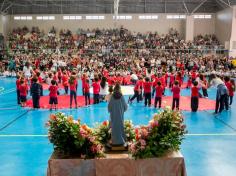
[0,110,31,131]
[0,133,236,137]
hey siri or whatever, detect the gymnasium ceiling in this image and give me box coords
[0,0,235,15]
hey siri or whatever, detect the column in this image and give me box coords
[185,15,194,42]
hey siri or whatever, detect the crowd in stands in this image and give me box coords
[0,26,235,113]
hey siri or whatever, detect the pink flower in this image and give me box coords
[139,139,146,147]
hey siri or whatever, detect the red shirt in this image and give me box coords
[69,80,77,91]
[137,80,143,89]
[62,75,69,86]
[143,82,152,93]
[225,82,234,96]
[19,84,28,96]
[155,85,163,97]
[172,86,181,98]
[191,86,199,97]
[84,82,90,93]
[170,74,175,83]
[134,82,140,91]
[49,85,58,98]
[92,82,100,94]
[81,76,86,88]
[38,76,43,84]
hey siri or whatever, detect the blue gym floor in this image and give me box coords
[0,77,236,176]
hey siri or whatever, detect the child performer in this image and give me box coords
[49,80,58,110]
[191,81,199,112]
[69,75,78,108]
[128,79,140,104]
[16,74,21,104]
[92,77,100,104]
[19,78,28,107]
[154,81,163,109]
[62,71,69,94]
[143,77,152,107]
[31,76,42,109]
[84,79,90,106]
[171,81,181,110]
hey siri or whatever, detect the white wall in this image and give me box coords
[8,14,186,37]
[215,8,233,45]
[6,14,215,39]
[194,15,215,36]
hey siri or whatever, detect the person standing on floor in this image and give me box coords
[92,77,100,104]
[49,80,58,110]
[84,79,90,106]
[30,76,42,109]
[16,74,21,104]
[108,83,128,147]
[191,81,200,112]
[171,81,181,110]
[211,75,229,114]
[154,81,163,109]
[143,77,152,107]
[69,75,78,108]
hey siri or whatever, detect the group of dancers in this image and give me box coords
[15,63,235,113]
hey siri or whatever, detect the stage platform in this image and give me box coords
[47,151,186,176]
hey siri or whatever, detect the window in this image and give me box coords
[139,15,158,20]
[85,16,105,20]
[167,15,186,19]
[36,16,55,20]
[63,16,82,20]
[113,15,132,20]
[194,14,212,19]
[14,16,32,20]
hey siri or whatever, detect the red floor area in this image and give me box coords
[26,95,93,109]
[151,96,215,111]
[25,95,215,111]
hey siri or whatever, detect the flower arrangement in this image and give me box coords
[94,120,135,146]
[46,113,104,158]
[46,108,186,159]
[129,107,187,159]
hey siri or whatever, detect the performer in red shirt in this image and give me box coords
[49,80,58,110]
[69,75,77,108]
[171,81,181,110]
[84,79,90,106]
[191,81,200,112]
[128,80,140,104]
[19,78,28,107]
[62,71,69,94]
[143,77,152,107]
[154,81,164,109]
[16,74,21,104]
[92,77,100,104]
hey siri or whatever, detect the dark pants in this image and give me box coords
[229,96,233,105]
[17,89,20,104]
[139,88,143,101]
[202,88,208,97]
[191,96,199,112]
[40,86,43,96]
[93,94,99,104]
[32,95,40,108]
[144,93,151,107]
[130,90,140,103]
[172,98,180,110]
[70,90,77,107]
[85,93,90,105]
[64,86,68,94]
[152,88,155,97]
[215,94,228,113]
[154,97,162,108]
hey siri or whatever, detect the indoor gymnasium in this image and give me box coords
[0,0,236,176]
